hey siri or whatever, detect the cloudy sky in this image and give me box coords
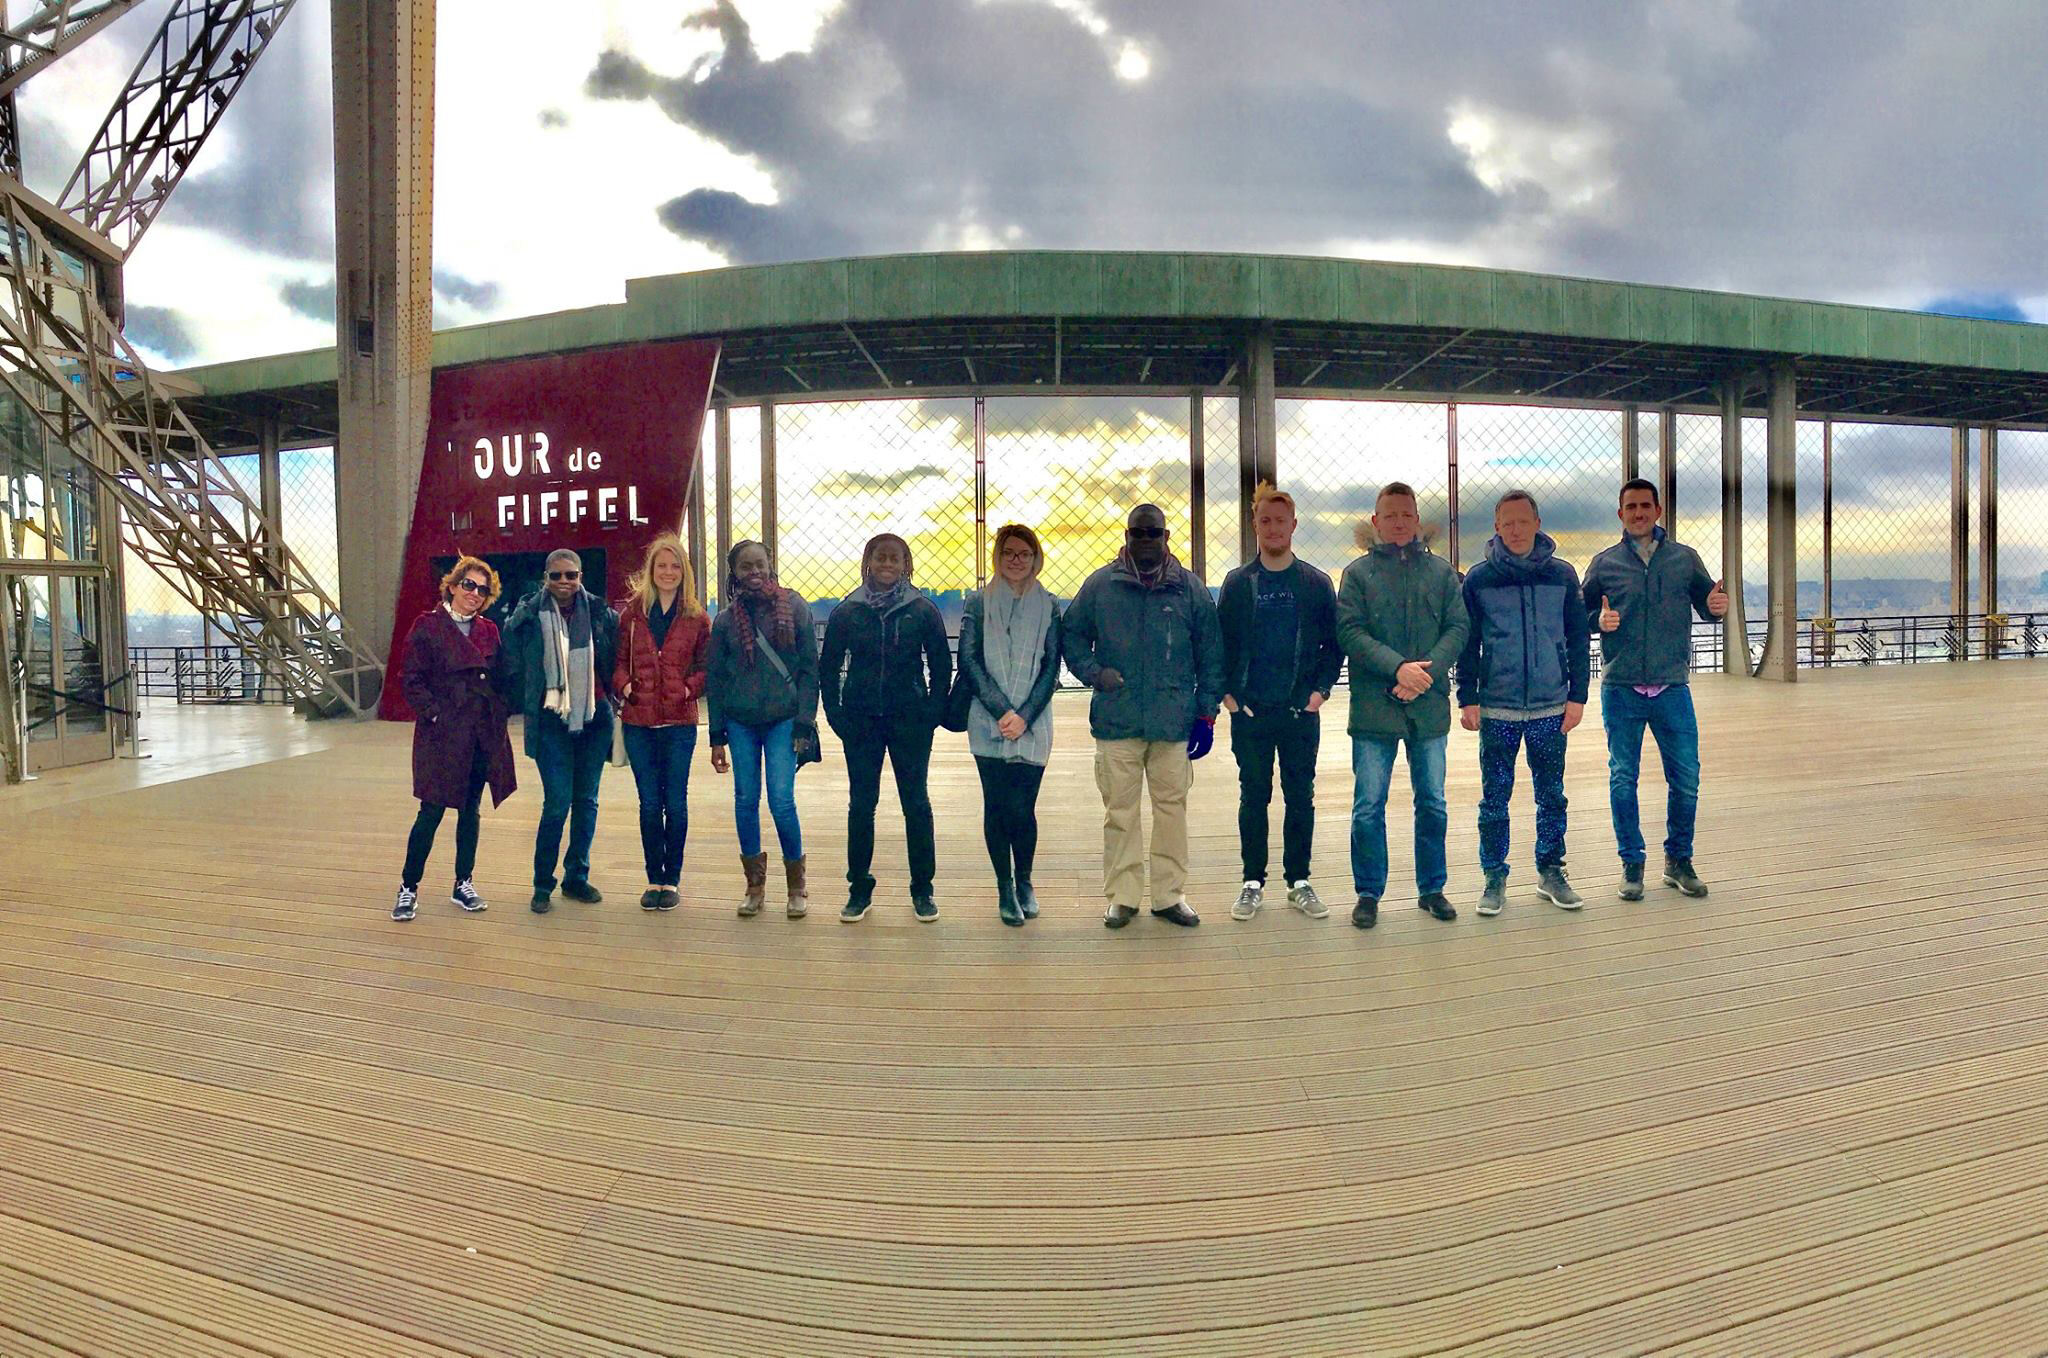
[21,0,2048,370]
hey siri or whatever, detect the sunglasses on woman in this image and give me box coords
[455,578,488,594]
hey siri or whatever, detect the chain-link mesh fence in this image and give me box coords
[1670,413,1723,580]
[692,414,719,611]
[774,398,976,624]
[726,407,764,570]
[1200,396,1240,582]
[279,447,339,599]
[984,395,1194,601]
[1998,429,2048,612]
[1453,403,1621,571]
[1829,421,1953,615]
[1275,397,1447,577]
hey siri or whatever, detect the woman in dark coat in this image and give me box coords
[392,554,518,921]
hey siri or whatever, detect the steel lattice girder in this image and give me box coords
[0,181,383,714]
[0,0,138,97]
[56,0,295,257]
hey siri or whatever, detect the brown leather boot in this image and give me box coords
[737,852,768,917]
[784,855,809,918]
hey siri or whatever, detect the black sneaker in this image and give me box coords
[913,892,939,922]
[1663,857,1709,898]
[840,889,874,923]
[561,880,603,904]
[530,889,553,914]
[391,885,418,922]
[1351,896,1379,929]
[1418,892,1457,922]
[451,879,487,913]
[639,888,663,912]
[1150,902,1200,927]
[656,888,679,912]
[1618,861,1645,901]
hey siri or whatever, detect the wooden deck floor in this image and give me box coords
[5,662,2048,1355]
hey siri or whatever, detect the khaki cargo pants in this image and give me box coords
[1094,737,1193,909]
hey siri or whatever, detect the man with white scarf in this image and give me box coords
[504,547,620,912]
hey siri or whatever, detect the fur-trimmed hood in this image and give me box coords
[1352,517,1445,551]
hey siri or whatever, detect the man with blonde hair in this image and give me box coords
[1217,484,1344,921]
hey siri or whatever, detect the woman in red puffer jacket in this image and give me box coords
[612,533,711,912]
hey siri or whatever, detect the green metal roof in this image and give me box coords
[172,251,2048,448]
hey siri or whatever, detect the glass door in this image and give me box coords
[5,570,114,772]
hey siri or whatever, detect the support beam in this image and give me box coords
[1188,392,1205,582]
[1822,419,1834,624]
[713,402,731,602]
[759,401,777,566]
[1719,377,1748,675]
[331,0,433,704]
[1237,323,1275,562]
[1981,425,2000,658]
[1658,407,1676,542]
[257,410,282,579]
[1621,404,1640,483]
[1951,423,1969,658]
[686,423,707,612]
[1447,401,1461,571]
[1758,362,1797,682]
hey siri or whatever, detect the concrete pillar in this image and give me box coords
[1237,323,1276,562]
[1719,377,1747,675]
[1446,401,1461,570]
[331,0,435,702]
[1951,424,1969,657]
[1188,392,1206,582]
[257,411,283,584]
[1981,425,1999,657]
[759,402,777,566]
[1758,362,1797,682]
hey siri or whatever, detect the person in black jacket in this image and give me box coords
[957,523,1063,926]
[820,533,952,923]
[1217,485,1344,923]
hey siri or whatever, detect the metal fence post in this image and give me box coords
[1759,361,1797,682]
[1658,406,1677,542]
[760,402,778,567]
[1446,400,1460,571]
[1188,392,1206,583]
[1951,423,1969,659]
[973,395,988,588]
[1981,424,1999,658]
[713,402,731,600]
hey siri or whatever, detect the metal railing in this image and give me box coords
[130,645,290,703]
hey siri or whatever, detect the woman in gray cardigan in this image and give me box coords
[957,523,1063,926]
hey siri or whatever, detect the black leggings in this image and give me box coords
[974,756,1046,886]
[402,745,490,888]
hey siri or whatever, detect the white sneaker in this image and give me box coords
[1286,881,1330,919]
[1231,881,1264,920]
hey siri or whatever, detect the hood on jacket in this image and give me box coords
[1108,548,1190,589]
[1353,518,1445,552]
[1485,530,1558,575]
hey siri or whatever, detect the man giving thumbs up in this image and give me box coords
[1580,479,1721,903]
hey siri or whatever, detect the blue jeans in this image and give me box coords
[1478,715,1568,874]
[1350,734,1448,899]
[727,718,802,860]
[1601,684,1700,864]
[531,708,609,891]
[623,723,697,886]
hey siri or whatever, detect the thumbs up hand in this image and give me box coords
[1707,578,1729,618]
[1598,596,1621,633]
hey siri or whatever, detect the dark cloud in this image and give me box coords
[577,0,2048,310]
[596,0,1496,263]
[657,188,856,264]
[433,268,501,311]
[812,464,949,494]
[154,4,332,259]
[280,278,335,323]
[123,304,200,362]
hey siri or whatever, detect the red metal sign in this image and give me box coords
[378,339,720,719]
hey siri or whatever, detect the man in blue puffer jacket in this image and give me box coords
[1456,490,1590,917]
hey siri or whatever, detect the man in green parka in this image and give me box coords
[1334,482,1470,930]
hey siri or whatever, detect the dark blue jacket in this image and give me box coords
[1456,533,1589,713]
[1580,526,1717,687]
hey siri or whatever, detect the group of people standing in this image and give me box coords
[390,474,1725,931]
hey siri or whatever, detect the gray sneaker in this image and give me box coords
[1476,869,1508,917]
[1537,865,1583,910]
[1285,881,1329,919]
[1231,881,1264,921]
[1663,857,1709,898]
